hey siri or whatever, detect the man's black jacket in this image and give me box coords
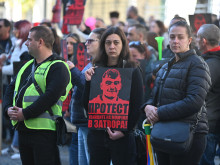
[202,48,220,134]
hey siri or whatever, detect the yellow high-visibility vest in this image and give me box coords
[12,59,72,131]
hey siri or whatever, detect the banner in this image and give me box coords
[88,68,133,130]
[189,13,212,33]
[61,39,68,62]
[73,43,89,71]
[51,0,61,23]
[63,0,85,25]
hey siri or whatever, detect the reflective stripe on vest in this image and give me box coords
[23,96,63,107]
[37,112,60,120]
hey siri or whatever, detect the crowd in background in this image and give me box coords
[0,4,220,165]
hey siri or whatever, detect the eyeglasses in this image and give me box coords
[85,39,99,44]
[128,41,142,46]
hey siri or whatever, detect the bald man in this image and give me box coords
[197,24,220,165]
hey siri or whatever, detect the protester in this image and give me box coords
[0,20,32,77]
[143,21,211,164]
[65,33,81,165]
[196,24,220,165]
[149,20,169,49]
[129,41,151,63]
[127,23,158,60]
[0,18,13,54]
[126,6,146,26]
[123,18,139,35]
[0,19,15,143]
[3,26,72,165]
[115,21,125,32]
[69,28,105,165]
[95,18,106,29]
[66,28,105,165]
[83,27,144,165]
[0,19,14,94]
[126,23,157,102]
[147,31,159,52]
[109,11,120,27]
[162,15,187,59]
[0,19,32,160]
[66,33,81,62]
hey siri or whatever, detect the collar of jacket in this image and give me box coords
[176,49,196,60]
[167,49,196,69]
[203,45,220,54]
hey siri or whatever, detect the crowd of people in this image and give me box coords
[0,4,220,165]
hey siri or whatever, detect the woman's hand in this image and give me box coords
[78,22,86,32]
[144,105,159,124]
[66,60,75,69]
[64,111,70,118]
[85,67,96,81]
[107,127,125,140]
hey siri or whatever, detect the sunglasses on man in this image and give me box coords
[85,39,99,45]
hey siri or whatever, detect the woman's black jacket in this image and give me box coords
[145,49,211,134]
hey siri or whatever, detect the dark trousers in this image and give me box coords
[155,133,206,165]
[18,130,61,165]
[87,130,137,165]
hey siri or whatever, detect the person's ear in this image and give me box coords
[188,37,192,47]
[38,38,44,48]
[139,33,144,41]
[202,38,207,46]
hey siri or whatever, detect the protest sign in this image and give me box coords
[73,43,90,71]
[51,0,61,23]
[61,39,68,61]
[189,13,212,32]
[63,0,85,25]
[88,68,133,130]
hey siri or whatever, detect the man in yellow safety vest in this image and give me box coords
[3,26,72,165]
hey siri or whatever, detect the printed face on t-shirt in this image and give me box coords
[76,43,85,67]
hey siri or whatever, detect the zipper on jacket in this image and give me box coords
[15,73,32,106]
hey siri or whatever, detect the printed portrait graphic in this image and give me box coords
[63,0,85,25]
[61,39,68,61]
[88,68,133,130]
[73,43,90,71]
[189,14,212,33]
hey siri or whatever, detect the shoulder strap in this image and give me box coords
[31,63,54,117]
[156,68,169,107]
